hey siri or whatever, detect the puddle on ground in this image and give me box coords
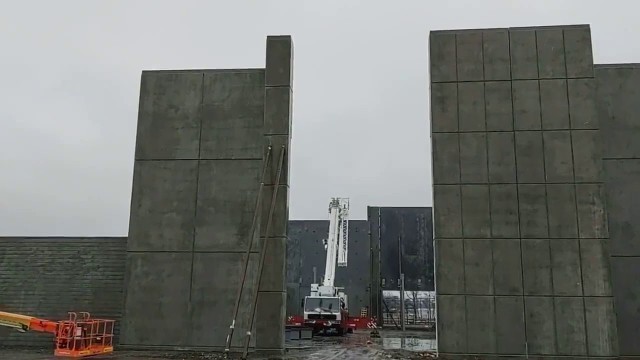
[381,337,436,352]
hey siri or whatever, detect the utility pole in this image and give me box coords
[398,234,405,332]
[400,273,405,332]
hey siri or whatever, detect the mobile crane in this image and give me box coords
[303,197,350,335]
[0,310,114,358]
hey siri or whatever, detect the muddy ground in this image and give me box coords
[0,330,438,359]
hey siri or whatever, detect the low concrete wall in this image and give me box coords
[0,237,126,347]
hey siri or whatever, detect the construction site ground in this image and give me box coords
[0,329,437,359]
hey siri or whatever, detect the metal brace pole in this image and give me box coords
[242,145,286,359]
[223,145,273,354]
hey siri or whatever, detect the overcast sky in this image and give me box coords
[1,0,638,236]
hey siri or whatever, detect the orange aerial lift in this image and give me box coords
[0,310,114,358]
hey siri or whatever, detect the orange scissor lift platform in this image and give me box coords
[0,310,115,358]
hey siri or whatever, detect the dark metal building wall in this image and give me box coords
[287,220,370,316]
[367,207,435,321]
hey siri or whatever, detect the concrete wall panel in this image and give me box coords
[489,185,519,238]
[457,82,485,131]
[121,252,192,346]
[546,184,578,238]
[255,292,286,350]
[564,27,594,78]
[190,253,258,348]
[482,30,510,81]
[585,297,618,356]
[515,131,545,182]
[435,239,464,294]
[597,64,640,357]
[431,82,458,132]
[432,133,460,184]
[461,185,490,238]
[610,258,640,355]
[543,131,574,183]
[536,28,566,79]
[487,132,516,183]
[200,71,265,160]
[265,36,293,87]
[465,296,495,353]
[485,81,513,131]
[509,30,538,79]
[492,240,523,295]
[576,184,608,239]
[603,159,640,256]
[456,32,484,81]
[495,296,526,354]
[512,80,542,130]
[524,296,557,355]
[436,295,467,353]
[194,160,261,252]
[429,32,457,83]
[572,130,603,182]
[431,25,611,358]
[580,239,612,296]
[597,67,640,158]
[463,240,493,295]
[459,132,487,183]
[135,72,202,160]
[540,79,570,129]
[518,184,548,238]
[521,239,552,295]
[127,160,198,252]
[554,297,587,356]
[568,79,598,129]
[123,35,293,352]
[434,185,462,238]
[550,239,582,296]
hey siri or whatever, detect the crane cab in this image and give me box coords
[303,286,349,335]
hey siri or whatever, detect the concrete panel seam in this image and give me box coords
[508,28,529,357]
[563,26,591,351]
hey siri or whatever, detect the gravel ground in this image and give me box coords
[0,330,438,360]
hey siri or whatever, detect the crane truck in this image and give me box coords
[303,197,351,335]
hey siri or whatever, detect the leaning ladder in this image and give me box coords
[223,144,286,358]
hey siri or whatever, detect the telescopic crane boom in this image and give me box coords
[303,197,350,335]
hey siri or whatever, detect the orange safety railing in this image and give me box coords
[54,312,115,358]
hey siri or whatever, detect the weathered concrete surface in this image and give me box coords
[121,36,293,354]
[368,207,434,320]
[430,25,617,358]
[286,220,370,317]
[596,63,640,357]
[0,237,126,347]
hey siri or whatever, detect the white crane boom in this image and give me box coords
[322,198,349,288]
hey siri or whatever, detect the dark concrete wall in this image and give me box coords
[121,36,292,353]
[596,63,640,357]
[0,237,126,347]
[367,207,434,321]
[430,25,617,358]
[287,220,370,317]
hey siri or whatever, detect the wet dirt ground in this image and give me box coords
[0,330,437,360]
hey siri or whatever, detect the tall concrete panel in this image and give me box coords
[430,25,618,358]
[0,237,126,347]
[286,220,370,317]
[121,36,292,354]
[367,207,434,320]
[596,63,640,357]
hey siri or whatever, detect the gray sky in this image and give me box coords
[0,0,637,236]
